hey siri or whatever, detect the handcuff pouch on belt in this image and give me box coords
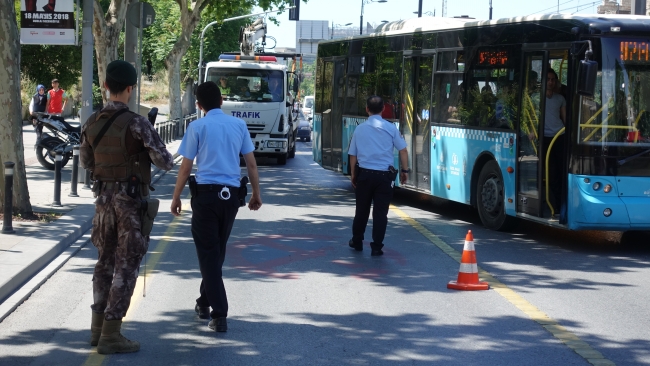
[188,175,198,197]
[388,165,398,181]
[238,176,249,207]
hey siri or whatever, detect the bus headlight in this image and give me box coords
[603,208,612,217]
[593,182,601,191]
[603,184,612,193]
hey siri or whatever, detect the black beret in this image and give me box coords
[106,60,137,85]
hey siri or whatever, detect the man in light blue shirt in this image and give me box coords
[348,95,409,256]
[170,81,262,332]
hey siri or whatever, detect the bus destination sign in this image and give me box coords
[478,50,509,67]
[620,41,650,63]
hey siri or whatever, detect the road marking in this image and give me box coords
[83,199,190,366]
[390,205,616,366]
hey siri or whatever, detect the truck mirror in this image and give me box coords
[577,59,598,97]
[292,80,300,93]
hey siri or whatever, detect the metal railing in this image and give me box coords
[155,113,197,144]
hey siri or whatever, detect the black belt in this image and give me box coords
[359,167,390,176]
[197,184,238,192]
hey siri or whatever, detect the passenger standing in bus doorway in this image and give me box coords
[171,81,262,332]
[348,95,409,256]
[534,69,566,215]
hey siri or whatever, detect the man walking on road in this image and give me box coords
[80,60,173,354]
[171,81,262,332]
[348,95,408,256]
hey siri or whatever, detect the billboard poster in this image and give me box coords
[20,0,76,45]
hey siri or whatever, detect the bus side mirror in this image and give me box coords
[577,60,598,97]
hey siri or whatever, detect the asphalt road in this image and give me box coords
[0,141,648,365]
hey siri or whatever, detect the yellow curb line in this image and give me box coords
[390,205,616,366]
[83,198,191,366]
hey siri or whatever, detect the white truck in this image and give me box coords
[201,19,302,165]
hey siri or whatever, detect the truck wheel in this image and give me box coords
[476,160,514,231]
[277,154,287,165]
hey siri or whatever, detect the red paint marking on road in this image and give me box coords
[228,236,408,280]
[229,235,337,279]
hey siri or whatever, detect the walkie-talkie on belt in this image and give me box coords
[126,175,140,199]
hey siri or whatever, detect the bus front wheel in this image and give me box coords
[476,160,513,231]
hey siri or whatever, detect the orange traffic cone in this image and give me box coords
[447,230,489,291]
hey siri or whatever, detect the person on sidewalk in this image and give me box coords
[46,78,67,116]
[170,81,262,332]
[29,84,48,118]
[348,95,408,256]
[80,60,173,354]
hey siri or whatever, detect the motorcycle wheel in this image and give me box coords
[36,140,70,170]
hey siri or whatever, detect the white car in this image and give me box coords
[302,96,314,119]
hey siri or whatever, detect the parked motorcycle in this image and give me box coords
[31,113,81,170]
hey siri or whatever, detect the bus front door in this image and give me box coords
[402,55,434,191]
[518,50,570,219]
[517,51,547,216]
[322,60,345,171]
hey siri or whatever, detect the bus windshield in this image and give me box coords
[206,68,284,102]
[578,37,650,147]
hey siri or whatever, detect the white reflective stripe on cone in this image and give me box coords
[463,240,475,251]
[458,263,478,273]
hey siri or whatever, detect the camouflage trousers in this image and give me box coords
[90,187,148,321]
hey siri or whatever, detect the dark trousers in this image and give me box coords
[352,169,394,246]
[543,135,565,212]
[190,191,239,319]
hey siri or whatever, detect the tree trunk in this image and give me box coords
[166,52,184,121]
[93,0,131,104]
[0,4,32,216]
[165,0,207,121]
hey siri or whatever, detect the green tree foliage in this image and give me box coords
[142,0,253,82]
[20,45,82,89]
[300,60,315,96]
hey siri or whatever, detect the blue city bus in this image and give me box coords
[312,14,650,232]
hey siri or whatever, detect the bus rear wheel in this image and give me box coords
[476,160,514,231]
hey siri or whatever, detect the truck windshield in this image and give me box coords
[206,69,284,102]
[578,38,650,147]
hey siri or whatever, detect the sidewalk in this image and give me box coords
[0,120,181,322]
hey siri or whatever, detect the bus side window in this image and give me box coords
[434,73,464,124]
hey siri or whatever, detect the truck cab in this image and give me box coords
[204,54,299,165]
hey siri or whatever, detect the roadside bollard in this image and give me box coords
[83,169,91,190]
[69,145,79,197]
[53,150,62,207]
[2,162,15,234]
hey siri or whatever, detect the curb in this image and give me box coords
[0,204,94,306]
[0,153,181,323]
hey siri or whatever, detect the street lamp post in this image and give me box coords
[360,0,387,35]
[331,22,353,39]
